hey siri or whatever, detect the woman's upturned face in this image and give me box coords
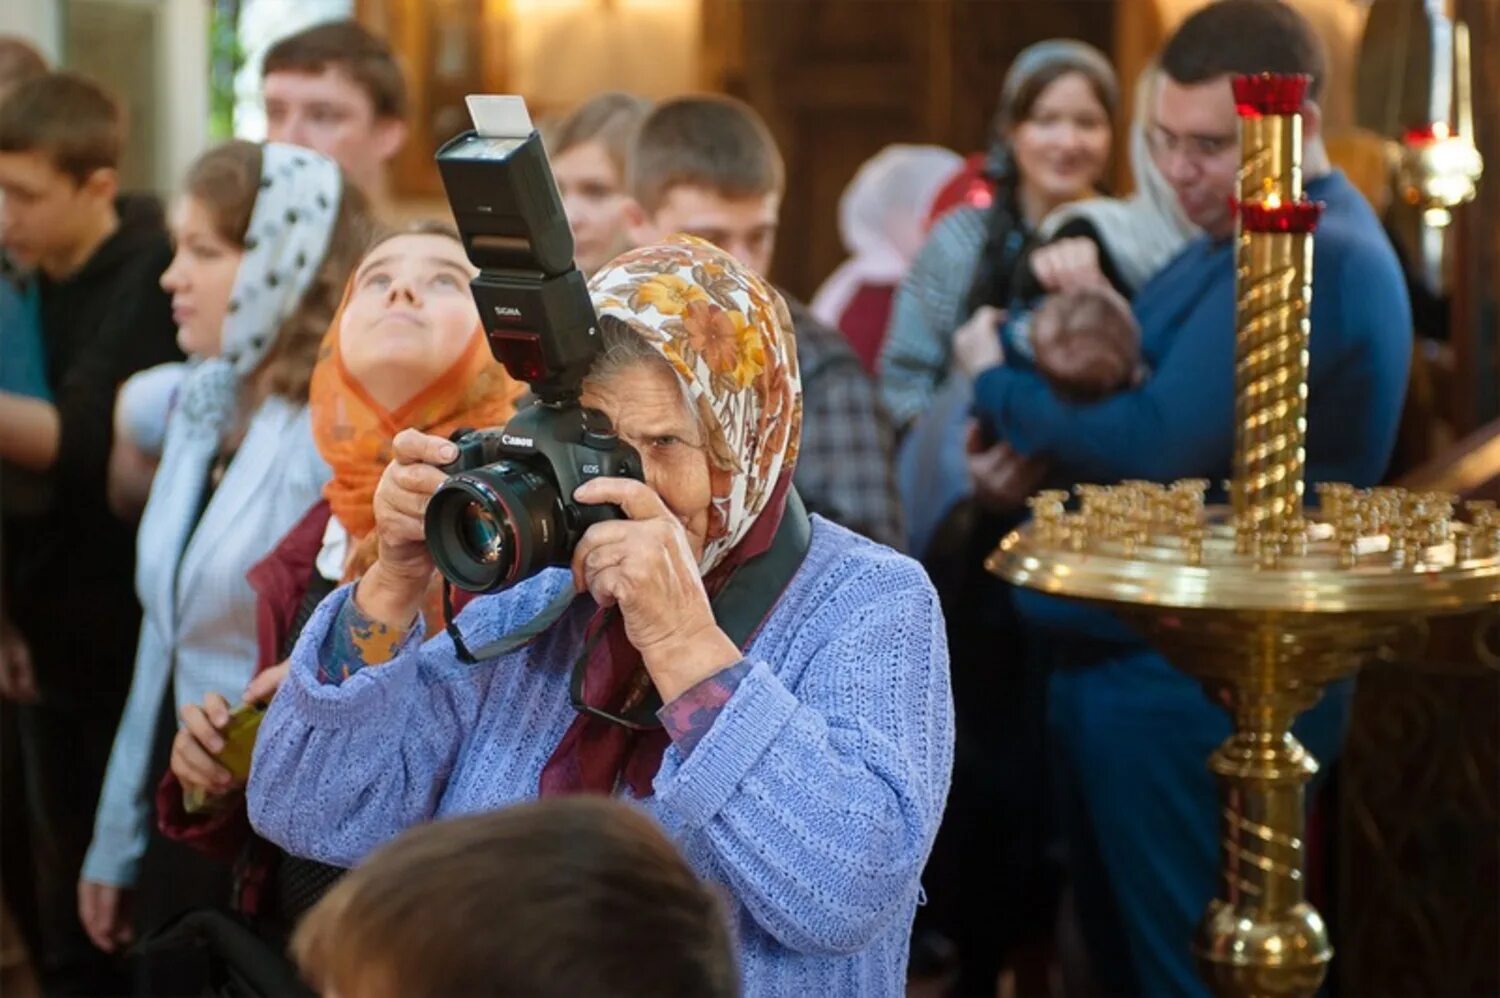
[581,360,713,561]
[553,140,631,276]
[339,233,480,411]
[1010,70,1113,208]
[160,195,244,358]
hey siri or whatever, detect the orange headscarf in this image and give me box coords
[309,276,524,594]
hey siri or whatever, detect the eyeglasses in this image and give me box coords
[1146,123,1237,165]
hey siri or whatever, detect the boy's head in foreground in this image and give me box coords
[294,797,738,998]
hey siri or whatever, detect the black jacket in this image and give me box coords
[3,195,183,696]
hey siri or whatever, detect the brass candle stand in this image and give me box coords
[987,74,1500,998]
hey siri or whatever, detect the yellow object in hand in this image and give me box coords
[182,700,268,815]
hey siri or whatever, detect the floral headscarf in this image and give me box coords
[539,235,803,798]
[588,234,803,574]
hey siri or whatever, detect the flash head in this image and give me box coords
[436,95,600,402]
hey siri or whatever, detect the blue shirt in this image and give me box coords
[972,171,1412,643]
[0,277,49,400]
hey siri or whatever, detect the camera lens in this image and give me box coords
[458,501,506,564]
[425,460,567,593]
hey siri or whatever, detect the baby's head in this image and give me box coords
[1030,284,1142,401]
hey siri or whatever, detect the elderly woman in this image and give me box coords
[247,236,953,994]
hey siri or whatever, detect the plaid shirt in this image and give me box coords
[784,296,905,550]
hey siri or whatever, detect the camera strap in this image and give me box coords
[566,487,814,729]
[444,580,575,664]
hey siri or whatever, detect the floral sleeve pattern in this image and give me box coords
[657,659,752,757]
[316,597,416,685]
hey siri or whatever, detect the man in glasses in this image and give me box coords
[967,1,1411,994]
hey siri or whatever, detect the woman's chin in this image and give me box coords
[1037,169,1101,203]
[344,345,445,396]
[176,327,217,359]
[358,329,432,365]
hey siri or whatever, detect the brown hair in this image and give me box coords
[183,140,374,402]
[1161,0,1327,101]
[262,20,407,121]
[0,71,122,183]
[293,798,738,998]
[548,91,652,181]
[0,36,47,101]
[628,95,784,213]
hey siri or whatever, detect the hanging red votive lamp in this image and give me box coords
[1236,197,1324,234]
[1232,73,1310,117]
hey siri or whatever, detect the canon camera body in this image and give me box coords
[425,96,642,593]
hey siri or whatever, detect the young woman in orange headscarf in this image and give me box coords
[153,223,521,935]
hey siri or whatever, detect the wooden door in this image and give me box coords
[721,0,1115,301]
[358,0,509,199]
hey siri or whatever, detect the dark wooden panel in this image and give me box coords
[1334,659,1500,997]
[1450,0,1500,432]
[736,0,1116,300]
[738,0,935,300]
[359,0,506,200]
[1338,3,1500,972]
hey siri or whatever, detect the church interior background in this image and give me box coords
[2,0,1496,993]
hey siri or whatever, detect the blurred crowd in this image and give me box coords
[0,2,1416,995]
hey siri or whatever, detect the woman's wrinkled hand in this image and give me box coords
[571,478,741,702]
[171,692,239,799]
[951,305,1006,378]
[1030,236,1109,294]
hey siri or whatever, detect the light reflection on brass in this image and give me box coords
[1393,22,1484,227]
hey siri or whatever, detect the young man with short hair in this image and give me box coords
[261,20,408,205]
[625,95,904,549]
[546,91,652,277]
[0,71,180,994]
[966,2,1411,993]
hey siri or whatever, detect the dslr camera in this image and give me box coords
[424,96,643,594]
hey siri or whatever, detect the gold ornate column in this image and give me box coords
[1233,76,1313,547]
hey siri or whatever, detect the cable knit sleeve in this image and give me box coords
[245,575,565,866]
[651,558,954,957]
